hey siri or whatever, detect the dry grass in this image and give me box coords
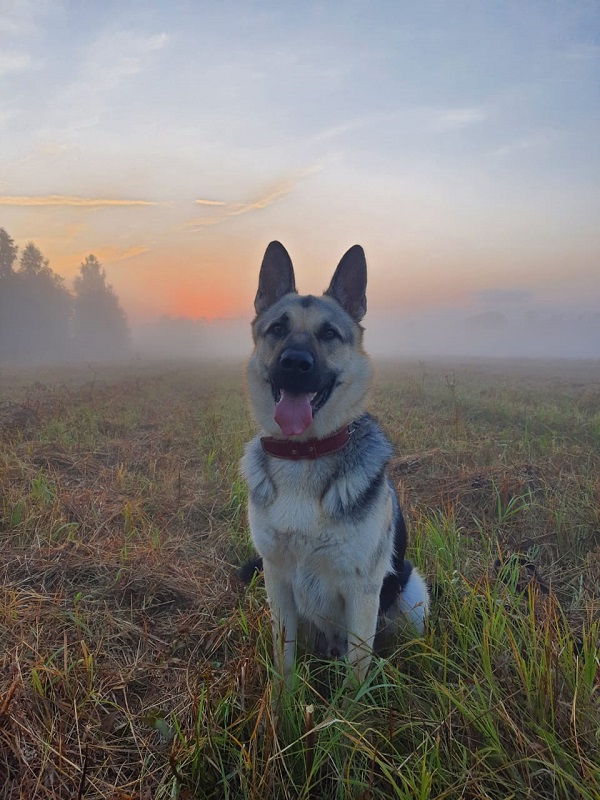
[0,358,598,799]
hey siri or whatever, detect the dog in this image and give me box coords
[240,241,429,684]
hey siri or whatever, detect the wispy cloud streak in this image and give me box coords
[116,245,150,260]
[490,130,560,159]
[429,107,487,131]
[184,180,294,230]
[91,245,151,265]
[310,106,487,144]
[0,195,160,207]
[227,178,298,216]
[184,168,320,231]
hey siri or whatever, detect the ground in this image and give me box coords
[0,358,599,799]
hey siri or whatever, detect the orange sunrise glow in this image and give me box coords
[167,286,241,321]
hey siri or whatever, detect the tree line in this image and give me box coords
[0,227,130,362]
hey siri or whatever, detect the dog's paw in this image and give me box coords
[314,629,347,660]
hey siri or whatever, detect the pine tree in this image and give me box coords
[73,255,130,357]
[0,228,20,356]
[17,243,72,357]
[0,228,18,278]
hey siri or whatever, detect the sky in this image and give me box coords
[1,0,599,354]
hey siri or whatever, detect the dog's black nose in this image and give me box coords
[279,348,314,374]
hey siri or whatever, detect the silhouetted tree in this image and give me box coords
[16,243,72,357]
[0,228,20,356]
[0,228,18,278]
[0,228,28,359]
[72,255,130,357]
[19,241,50,278]
[1,232,132,362]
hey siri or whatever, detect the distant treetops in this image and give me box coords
[0,227,130,362]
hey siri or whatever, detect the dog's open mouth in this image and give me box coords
[271,379,335,436]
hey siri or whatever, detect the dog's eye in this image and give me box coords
[319,326,339,341]
[268,322,285,337]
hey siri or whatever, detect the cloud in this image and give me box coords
[138,33,169,53]
[30,141,74,160]
[183,167,320,231]
[310,115,393,144]
[0,109,20,126]
[0,0,62,35]
[115,245,150,261]
[185,180,294,230]
[91,245,151,264]
[194,199,228,206]
[184,216,226,227]
[54,30,169,131]
[2,141,77,173]
[0,52,32,76]
[227,178,298,216]
[310,107,486,144]
[0,0,59,37]
[490,130,560,159]
[491,139,535,158]
[0,19,27,35]
[0,195,160,207]
[429,107,487,131]
[82,31,169,85]
[310,106,487,145]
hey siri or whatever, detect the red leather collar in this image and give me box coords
[260,426,351,460]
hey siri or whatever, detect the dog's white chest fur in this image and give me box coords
[254,460,327,542]
[241,442,394,634]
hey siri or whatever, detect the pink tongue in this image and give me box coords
[274,391,314,436]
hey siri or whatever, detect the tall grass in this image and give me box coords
[0,358,598,798]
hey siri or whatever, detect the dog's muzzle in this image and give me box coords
[274,348,318,394]
[269,347,337,436]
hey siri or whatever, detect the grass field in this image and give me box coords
[1,358,599,799]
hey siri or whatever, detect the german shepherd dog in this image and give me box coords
[240,242,429,684]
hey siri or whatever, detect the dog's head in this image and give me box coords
[246,241,373,439]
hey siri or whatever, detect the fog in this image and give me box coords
[2,306,598,369]
[131,303,600,362]
[365,307,600,360]
[133,316,249,361]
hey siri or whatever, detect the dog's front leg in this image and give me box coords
[262,559,298,682]
[345,589,380,684]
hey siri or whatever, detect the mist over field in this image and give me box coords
[3,304,598,367]
[130,303,600,362]
[366,306,600,360]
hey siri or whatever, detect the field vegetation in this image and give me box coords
[0,358,599,799]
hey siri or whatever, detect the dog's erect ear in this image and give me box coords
[255,241,297,316]
[325,245,367,322]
